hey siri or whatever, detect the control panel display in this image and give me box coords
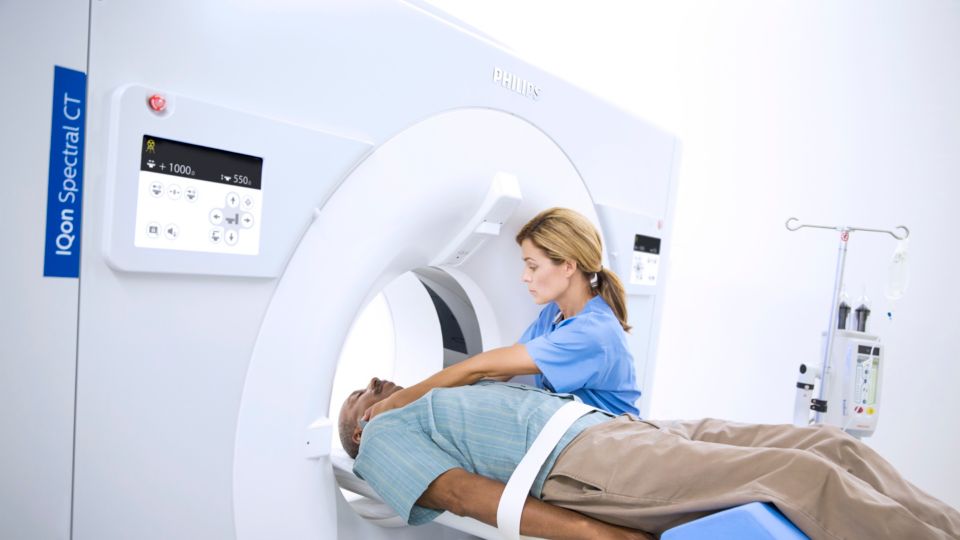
[630,234,661,286]
[133,135,263,255]
[855,348,880,406]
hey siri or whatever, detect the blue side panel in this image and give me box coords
[43,65,87,278]
[661,502,809,540]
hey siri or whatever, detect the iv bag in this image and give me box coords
[885,240,909,299]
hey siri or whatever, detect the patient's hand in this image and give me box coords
[595,523,655,540]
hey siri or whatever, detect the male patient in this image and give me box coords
[339,377,960,540]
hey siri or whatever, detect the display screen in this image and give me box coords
[867,358,880,404]
[133,135,264,255]
[140,135,262,189]
[634,234,661,255]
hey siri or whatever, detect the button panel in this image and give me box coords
[630,250,660,286]
[134,171,262,255]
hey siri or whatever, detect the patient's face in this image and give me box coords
[339,377,403,427]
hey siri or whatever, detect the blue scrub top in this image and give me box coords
[517,295,641,416]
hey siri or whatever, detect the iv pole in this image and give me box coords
[785,218,910,424]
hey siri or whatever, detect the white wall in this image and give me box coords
[426,0,960,509]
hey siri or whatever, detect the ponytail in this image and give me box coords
[594,268,631,333]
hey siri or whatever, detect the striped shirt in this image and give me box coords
[352,381,614,525]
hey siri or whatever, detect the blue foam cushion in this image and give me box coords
[660,502,809,540]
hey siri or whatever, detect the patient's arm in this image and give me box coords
[366,344,538,420]
[417,468,652,540]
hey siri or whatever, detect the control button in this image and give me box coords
[146,222,161,238]
[150,181,164,197]
[225,229,239,246]
[148,94,167,112]
[209,227,224,244]
[226,192,240,208]
[164,223,179,240]
[240,212,254,229]
[167,184,182,200]
[209,208,224,225]
[185,187,198,202]
[242,195,254,210]
[224,212,240,226]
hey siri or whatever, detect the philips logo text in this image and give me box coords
[492,67,541,101]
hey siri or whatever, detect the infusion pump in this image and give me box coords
[794,330,884,438]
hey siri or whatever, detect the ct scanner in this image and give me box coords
[1,1,680,539]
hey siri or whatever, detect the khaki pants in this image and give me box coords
[540,416,960,539]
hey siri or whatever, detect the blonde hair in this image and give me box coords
[516,207,631,332]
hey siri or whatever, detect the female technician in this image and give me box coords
[364,207,640,420]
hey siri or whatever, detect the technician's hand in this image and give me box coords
[363,389,412,422]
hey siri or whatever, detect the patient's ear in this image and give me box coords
[352,424,363,445]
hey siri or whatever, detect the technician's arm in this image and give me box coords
[365,344,538,420]
[418,468,652,540]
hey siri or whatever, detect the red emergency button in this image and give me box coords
[148,94,167,112]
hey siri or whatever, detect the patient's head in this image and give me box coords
[338,377,403,458]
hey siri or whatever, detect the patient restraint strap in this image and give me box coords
[496,400,595,540]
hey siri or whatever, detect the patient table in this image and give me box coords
[332,442,809,539]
